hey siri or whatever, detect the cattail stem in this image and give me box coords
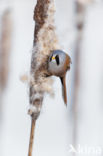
[72,1,86,147]
[28,119,36,156]
[0,10,12,119]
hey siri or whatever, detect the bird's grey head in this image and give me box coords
[48,50,67,76]
[49,50,66,65]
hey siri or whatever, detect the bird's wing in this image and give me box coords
[60,75,67,105]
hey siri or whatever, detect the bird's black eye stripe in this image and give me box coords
[55,55,60,65]
[50,55,53,62]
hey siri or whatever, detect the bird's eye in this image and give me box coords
[52,56,55,60]
[55,55,60,65]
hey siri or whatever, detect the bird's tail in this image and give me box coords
[60,75,67,105]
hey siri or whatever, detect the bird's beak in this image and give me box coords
[52,56,55,60]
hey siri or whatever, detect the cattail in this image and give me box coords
[28,0,59,120]
[28,0,59,155]
[72,0,90,147]
[0,10,12,93]
[0,10,12,117]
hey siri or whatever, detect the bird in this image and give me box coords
[48,50,71,105]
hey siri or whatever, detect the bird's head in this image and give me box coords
[48,50,71,76]
[49,51,60,65]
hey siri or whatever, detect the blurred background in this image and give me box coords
[0,0,103,156]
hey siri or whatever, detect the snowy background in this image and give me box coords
[0,0,103,156]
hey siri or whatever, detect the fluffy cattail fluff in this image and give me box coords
[29,0,60,120]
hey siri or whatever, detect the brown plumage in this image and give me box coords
[48,50,71,105]
[60,75,67,105]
